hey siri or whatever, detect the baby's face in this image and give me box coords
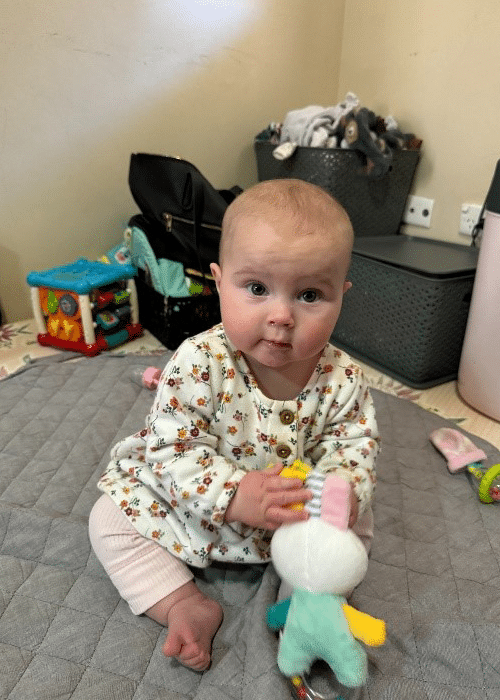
[210,215,351,381]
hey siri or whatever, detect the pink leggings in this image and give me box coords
[89,494,194,614]
[89,493,374,615]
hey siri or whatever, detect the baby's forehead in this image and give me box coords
[226,212,347,249]
[219,183,353,264]
[224,220,352,280]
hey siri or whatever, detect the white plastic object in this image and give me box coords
[131,366,161,390]
[458,209,500,420]
[78,294,96,345]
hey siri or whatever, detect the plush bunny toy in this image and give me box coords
[267,462,385,689]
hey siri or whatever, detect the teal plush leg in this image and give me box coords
[277,589,367,688]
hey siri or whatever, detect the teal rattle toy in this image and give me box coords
[267,463,385,698]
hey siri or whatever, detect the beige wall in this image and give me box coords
[3,0,498,323]
[0,0,346,322]
[339,0,500,242]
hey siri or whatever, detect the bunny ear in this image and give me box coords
[321,475,351,531]
[305,471,351,530]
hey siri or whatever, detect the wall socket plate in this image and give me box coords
[403,195,434,228]
[459,203,482,236]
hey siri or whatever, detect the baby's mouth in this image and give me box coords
[264,339,292,348]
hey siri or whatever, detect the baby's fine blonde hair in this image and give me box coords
[219,179,354,265]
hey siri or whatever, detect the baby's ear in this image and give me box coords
[343,280,352,293]
[210,263,222,291]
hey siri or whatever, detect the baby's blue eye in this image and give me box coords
[300,289,320,303]
[248,282,267,296]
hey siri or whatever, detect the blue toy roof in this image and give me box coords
[27,258,137,294]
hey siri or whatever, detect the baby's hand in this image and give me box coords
[224,464,312,530]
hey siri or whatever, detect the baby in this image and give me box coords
[89,178,379,672]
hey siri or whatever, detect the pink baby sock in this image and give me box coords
[430,427,487,473]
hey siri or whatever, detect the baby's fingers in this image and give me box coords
[265,464,284,476]
[266,475,306,492]
[269,487,312,509]
[264,504,309,530]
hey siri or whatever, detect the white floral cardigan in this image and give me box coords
[99,324,379,567]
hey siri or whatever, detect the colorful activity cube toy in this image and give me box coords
[27,258,142,356]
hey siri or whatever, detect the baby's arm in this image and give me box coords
[224,464,311,530]
[314,366,379,517]
[145,350,246,527]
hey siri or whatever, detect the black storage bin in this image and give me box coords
[331,235,479,388]
[254,141,420,237]
[135,269,221,350]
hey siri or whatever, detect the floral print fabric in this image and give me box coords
[98,324,379,567]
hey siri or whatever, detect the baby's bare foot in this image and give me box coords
[163,592,223,671]
[146,581,223,671]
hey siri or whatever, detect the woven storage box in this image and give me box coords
[135,270,220,350]
[331,236,479,388]
[254,141,420,236]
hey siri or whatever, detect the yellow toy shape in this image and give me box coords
[277,460,312,511]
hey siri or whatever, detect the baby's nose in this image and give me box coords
[268,301,294,327]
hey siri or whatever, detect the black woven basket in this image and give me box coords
[135,272,221,350]
[331,252,475,387]
[254,142,420,237]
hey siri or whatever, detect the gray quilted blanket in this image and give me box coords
[1,352,500,699]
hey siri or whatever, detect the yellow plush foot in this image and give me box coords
[342,604,386,646]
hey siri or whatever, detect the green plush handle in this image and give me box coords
[479,464,500,503]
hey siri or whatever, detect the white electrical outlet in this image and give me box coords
[459,203,482,236]
[403,195,434,228]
